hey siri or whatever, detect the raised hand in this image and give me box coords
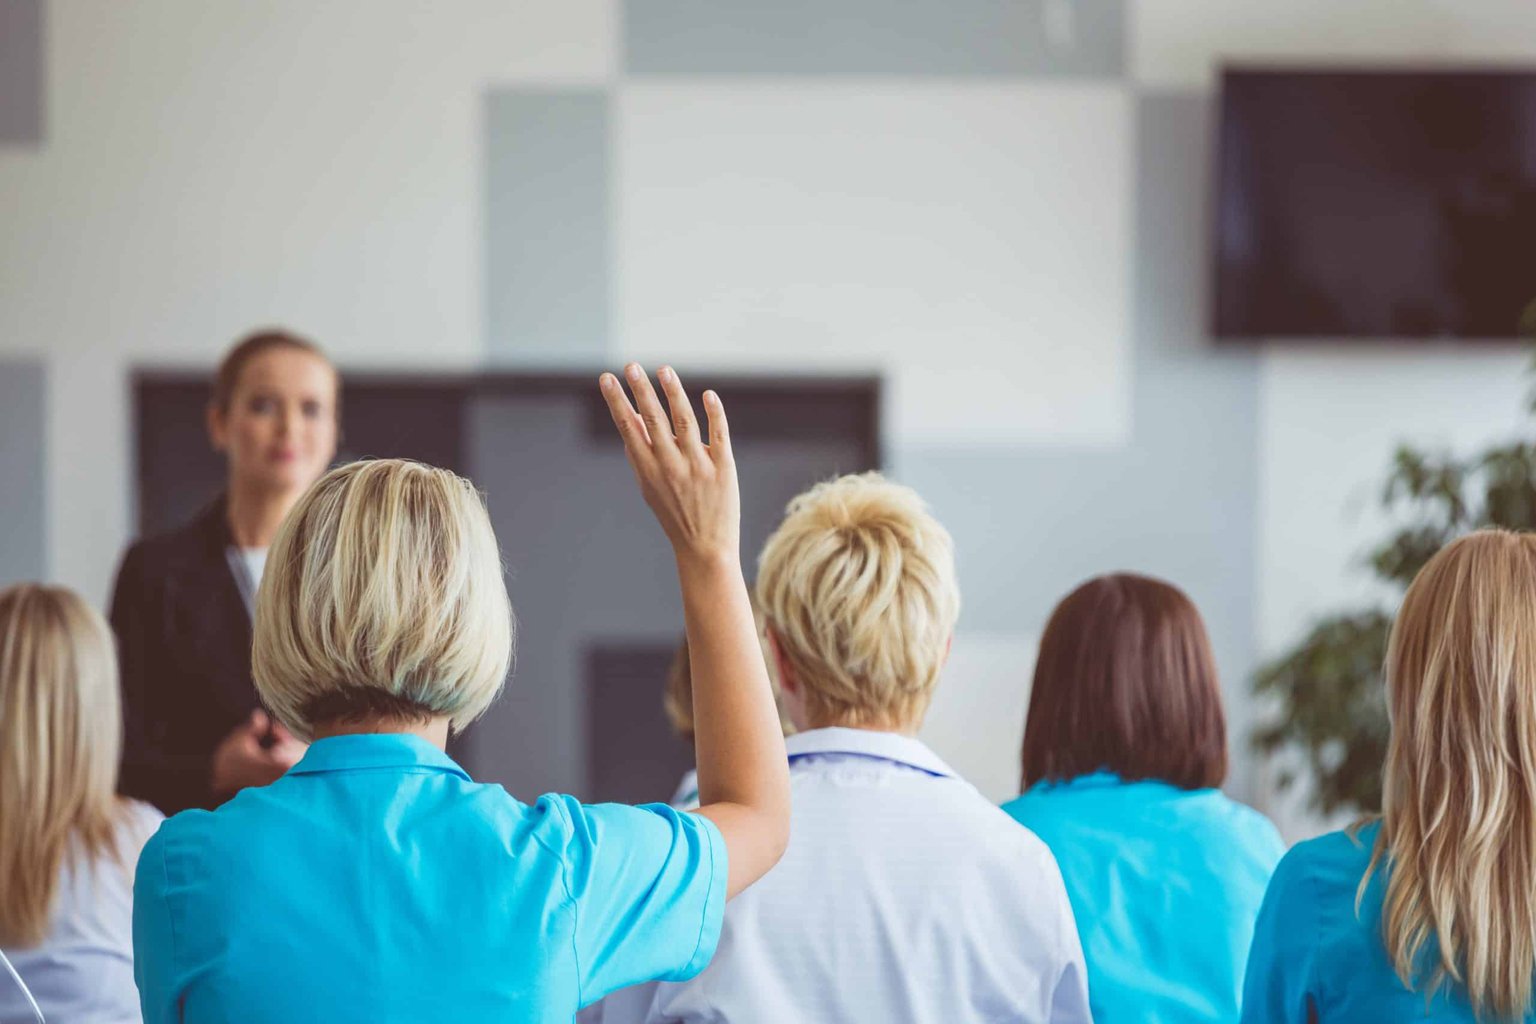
[597,362,790,899]
[599,363,739,568]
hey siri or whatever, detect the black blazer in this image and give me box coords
[109,496,260,816]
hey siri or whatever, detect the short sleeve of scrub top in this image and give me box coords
[542,794,729,1006]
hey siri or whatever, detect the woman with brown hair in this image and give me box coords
[1003,572,1285,1023]
[1243,530,1536,1023]
[109,328,339,814]
[0,584,161,1023]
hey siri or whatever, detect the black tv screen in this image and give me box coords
[1214,69,1536,340]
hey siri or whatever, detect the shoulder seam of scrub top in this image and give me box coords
[154,833,182,981]
[680,812,722,975]
[1297,843,1324,1016]
[532,797,584,1006]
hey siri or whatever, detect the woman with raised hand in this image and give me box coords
[1243,530,1536,1023]
[0,584,162,1024]
[110,329,338,814]
[1003,573,1285,1023]
[131,365,790,1023]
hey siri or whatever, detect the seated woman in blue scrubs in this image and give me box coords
[1243,530,1536,1024]
[132,365,791,1024]
[1003,573,1286,1024]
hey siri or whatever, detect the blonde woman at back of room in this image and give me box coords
[0,584,163,1024]
[1242,529,1536,1023]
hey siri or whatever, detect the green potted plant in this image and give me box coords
[1253,348,1536,816]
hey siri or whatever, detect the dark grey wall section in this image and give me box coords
[897,94,1263,794]
[485,90,610,363]
[462,385,874,798]
[626,0,1124,77]
[133,375,468,537]
[0,0,43,144]
[0,360,47,585]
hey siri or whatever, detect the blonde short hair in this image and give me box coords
[0,584,126,945]
[253,459,514,740]
[755,472,959,728]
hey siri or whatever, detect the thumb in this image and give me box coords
[249,709,270,733]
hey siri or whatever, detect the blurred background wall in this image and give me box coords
[1,0,1534,838]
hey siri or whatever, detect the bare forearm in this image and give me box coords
[680,552,791,890]
[598,363,790,897]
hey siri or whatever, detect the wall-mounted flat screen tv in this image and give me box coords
[1214,69,1536,340]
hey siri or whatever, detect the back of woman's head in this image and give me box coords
[755,472,959,729]
[252,459,514,740]
[0,584,123,946]
[1373,529,1536,1021]
[1021,573,1227,791]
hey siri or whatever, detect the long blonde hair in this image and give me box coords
[1368,529,1536,1020]
[0,584,127,946]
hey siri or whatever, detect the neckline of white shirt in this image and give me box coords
[783,727,958,779]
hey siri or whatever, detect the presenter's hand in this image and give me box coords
[210,710,307,795]
[600,364,739,569]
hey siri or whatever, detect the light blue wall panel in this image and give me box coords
[485,90,611,363]
[626,0,1124,78]
[0,0,42,144]
[0,360,47,585]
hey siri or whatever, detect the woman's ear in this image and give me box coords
[207,402,229,453]
[765,627,798,697]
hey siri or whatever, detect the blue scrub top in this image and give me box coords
[133,733,727,1024]
[1004,772,1285,1024]
[1241,821,1536,1023]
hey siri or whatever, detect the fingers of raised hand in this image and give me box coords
[623,364,678,456]
[656,366,704,450]
[600,371,650,454]
[703,389,731,461]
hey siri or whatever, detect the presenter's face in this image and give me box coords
[211,349,338,494]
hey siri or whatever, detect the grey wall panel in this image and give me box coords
[0,0,43,144]
[0,360,47,585]
[485,90,610,363]
[626,0,1124,78]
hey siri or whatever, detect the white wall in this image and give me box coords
[0,0,613,604]
[3,0,1535,830]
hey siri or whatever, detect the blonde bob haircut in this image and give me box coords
[755,472,959,729]
[253,459,514,740]
[0,584,127,946]
[1368,529,1536,1021]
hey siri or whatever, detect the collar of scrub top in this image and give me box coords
[1039,770,1123,790]
[783,726,958,779]
[287,732,471,780]
[1026,770,1216,801]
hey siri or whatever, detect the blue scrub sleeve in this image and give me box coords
[544,795,728,1006]
[132,830,184,1024]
